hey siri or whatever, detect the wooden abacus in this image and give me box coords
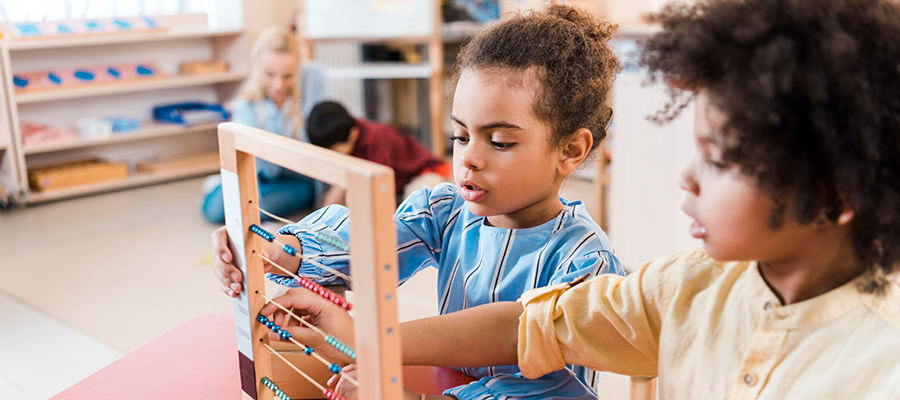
[217,122,403,400]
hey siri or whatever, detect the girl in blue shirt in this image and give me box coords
[213,5,622,399]
[201,26,332,223]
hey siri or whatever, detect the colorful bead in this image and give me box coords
[280,330,292,340]
[261,377,290,400]
[323,388,345,400]
[257,315,267,323]
[325,335,357,360]
[265,320,274,329]
[315,232,350,251]
[329,364,341,374]
[304,346,314,355]
[294,275,353,311]
[282,244,297,256]
[250,224,275,242]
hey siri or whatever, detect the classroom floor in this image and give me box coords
[0,176,627,399]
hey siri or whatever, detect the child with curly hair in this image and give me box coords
[264,0,900,398]
[214,4,623,399]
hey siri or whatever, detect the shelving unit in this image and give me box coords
[15,71,246,104]
[0,15,249,204]
[297,0,446,157]
[21,122,219,155]
[6,28,243,51]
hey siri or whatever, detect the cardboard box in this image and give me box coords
[28,159,128,192]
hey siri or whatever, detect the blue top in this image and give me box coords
[230,61,332,181]
[273,183,624,399]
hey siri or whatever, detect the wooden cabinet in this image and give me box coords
[0,16,248,203]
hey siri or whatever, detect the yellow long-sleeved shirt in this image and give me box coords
[518,247,900,399]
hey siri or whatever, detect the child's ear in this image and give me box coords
[558,128,593,176]
[348,127,360,145]
[836,202,854,226]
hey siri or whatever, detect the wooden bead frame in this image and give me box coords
[218,122,402,400]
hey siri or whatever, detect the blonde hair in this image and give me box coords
[237,26,303,136]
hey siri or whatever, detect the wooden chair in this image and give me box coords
[630,376,657,400]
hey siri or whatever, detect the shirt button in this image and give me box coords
[743,373,758,386]
[763,302,775,310]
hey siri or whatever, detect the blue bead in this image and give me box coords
[272,325,281,333]
[280,331,292,340]
[282,244,297,256]
[329,364,341,373]
[265,321,274,329]
[257,315,267,323]
[304,347,313,355]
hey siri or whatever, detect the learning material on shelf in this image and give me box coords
[1,17,164,40]
[28,159,129,192]
[12,62,164,93]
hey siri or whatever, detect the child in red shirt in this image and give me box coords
[307,101,451,205]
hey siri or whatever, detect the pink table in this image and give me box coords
[52,314,474,399]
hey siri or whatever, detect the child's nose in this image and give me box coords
[459,145,484,171]
[678,166,700,195]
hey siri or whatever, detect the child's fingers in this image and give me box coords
[216,279,237,298]
[332,364,358,399]
[327,373,339,387]
[212,260,242,296]
[260,289,319,318]
[211,226,232,263]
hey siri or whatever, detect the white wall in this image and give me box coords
[607,73,702,272]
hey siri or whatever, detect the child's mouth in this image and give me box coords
[690,220,707,238]
[460,180,487,202]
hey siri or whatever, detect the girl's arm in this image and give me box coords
[401,301,523,367]
[263,288,522,366]
[273,184,456,287]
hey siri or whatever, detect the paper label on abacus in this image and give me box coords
[222,169,254,359]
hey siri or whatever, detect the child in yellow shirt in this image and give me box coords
[261,0,900,398]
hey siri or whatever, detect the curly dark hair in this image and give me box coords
[307,101,357,149]
[641,0,900,293]
[455,3,620,152]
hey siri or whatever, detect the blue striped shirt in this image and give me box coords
[273,182,623,399]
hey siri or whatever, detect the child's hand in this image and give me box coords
[328,364,358,400]
[328,365,424,400]
[212,226,243,297]
[261,234,303,276]
[261,288,356,364]
[212,226,303,298]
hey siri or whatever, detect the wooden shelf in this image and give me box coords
[6,28,242,51]
[23,122,218,154]
[325,62,434,80]
[14,72,246,104]
[27,160,219,203]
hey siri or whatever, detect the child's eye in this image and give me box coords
[492,141,515,150]
[450,136,469,144]
[706,158,730,170]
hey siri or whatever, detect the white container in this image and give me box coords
[76,117,113,140]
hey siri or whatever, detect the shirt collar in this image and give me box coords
[746,262,895,330]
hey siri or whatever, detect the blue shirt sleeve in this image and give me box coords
[270,183,457,288]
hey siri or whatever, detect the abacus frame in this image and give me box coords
[218,122,403,400]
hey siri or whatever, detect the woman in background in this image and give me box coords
[201,26,332,223]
